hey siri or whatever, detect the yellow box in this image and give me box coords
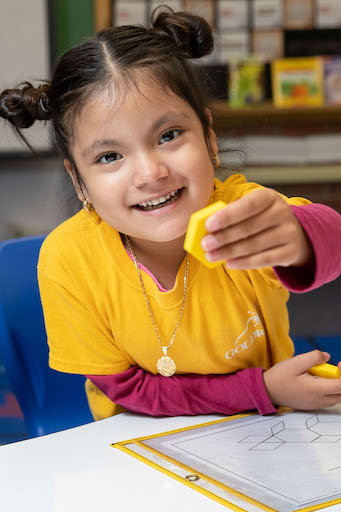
[309,363,341,379]
[184,201,226,268]
[272,57,324,107]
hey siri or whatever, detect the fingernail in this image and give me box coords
[201,235,217,251]
[225,261,239,269]
[205,218,219,231]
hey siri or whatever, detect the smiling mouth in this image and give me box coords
[134,188,183,211]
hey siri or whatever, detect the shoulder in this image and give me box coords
[214,174,311,207]
[213,173,264,204]
[38,209,102,277]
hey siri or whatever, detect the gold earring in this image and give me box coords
[213,153,220,168]
[82,199,94,212]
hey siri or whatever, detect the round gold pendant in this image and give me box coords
[157,355,176,377]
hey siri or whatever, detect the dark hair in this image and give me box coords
[0,8,215,189]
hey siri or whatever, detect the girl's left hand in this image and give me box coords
[201,188,313,270]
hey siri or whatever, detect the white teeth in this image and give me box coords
[138,189,179,208]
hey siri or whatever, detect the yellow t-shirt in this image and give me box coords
[37,174,310,419]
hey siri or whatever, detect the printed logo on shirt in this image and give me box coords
[225,310,265,360]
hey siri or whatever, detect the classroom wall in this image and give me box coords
[0,157,78,241]
[0,0,96,240]
[0,0,51,152]
[0,0,58,240]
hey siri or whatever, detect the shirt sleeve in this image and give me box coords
[274,203,341,293]
[86,366,276,417]
[38,270,131,375]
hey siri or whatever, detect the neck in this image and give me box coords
[124,235,187,290]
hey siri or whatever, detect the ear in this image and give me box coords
[64,159,87,203]
[205,108,218,156]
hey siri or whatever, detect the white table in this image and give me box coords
[1,411,341,512]
[0,413,230,512]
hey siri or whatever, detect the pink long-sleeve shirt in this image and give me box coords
[87,204,341,417]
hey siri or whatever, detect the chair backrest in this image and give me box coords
[288,277,341,365]
[0,235,93,437]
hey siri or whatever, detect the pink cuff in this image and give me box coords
[275,204,341,293]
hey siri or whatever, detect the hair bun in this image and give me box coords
[0,81,51,129]
[151,8,214,59]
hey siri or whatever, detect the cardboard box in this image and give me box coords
[284,0,314,29]
[252,0,283,29]
[323,57,341,105]
[218,30,249,61]
[244,136,308,165]
[252,29,284,61]
[272,57,324,108]
[242,134,341,165]
[114,0,148,26]
[216,0,249,31]
[316,0,341,28]
[229,58,266,108]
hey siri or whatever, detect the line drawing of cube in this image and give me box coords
[239,435,270,444]
[271,421,284,436]
[307,415,318,429]
[235,414,341,452]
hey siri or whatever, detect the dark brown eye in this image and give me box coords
[98,152,121,164]
[159,129,181,144]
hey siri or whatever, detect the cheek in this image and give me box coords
[86,172,123,199]
[182,145,213,177]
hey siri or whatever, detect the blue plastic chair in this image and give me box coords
[0,235,93,438]
[288,277,341,365]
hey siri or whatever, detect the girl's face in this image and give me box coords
[66,81,217,245]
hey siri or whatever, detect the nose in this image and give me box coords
[132,153,169,188]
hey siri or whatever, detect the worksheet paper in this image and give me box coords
[119,412,341,511]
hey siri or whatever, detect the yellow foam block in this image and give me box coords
[309,363,341,379]
[184,201,226,268]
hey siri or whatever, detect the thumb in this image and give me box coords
[292,350,330,374]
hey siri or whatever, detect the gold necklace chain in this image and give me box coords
[125,235,189,377]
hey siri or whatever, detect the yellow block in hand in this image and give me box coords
[184,201,226,268]
[309,363,341,379]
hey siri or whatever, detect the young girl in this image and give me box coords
[1,9,341,421]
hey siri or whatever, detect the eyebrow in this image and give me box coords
[81,111,191,159]
[151,111,191,133]
[82,138,120,159]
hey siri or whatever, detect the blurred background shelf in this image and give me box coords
[243,164,341,184]
[211,102,341,132]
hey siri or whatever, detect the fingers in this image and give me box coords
[203,227,280,258]
[263,352,341,410]
[203,207,279,249]
[323,394,341,407]
[203,228,293,269]
[291,350,330,375]
[223,246,295,270]
[205,188,278,232]
[202,188,303,269]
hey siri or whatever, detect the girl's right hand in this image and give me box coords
[263,350,341,410]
